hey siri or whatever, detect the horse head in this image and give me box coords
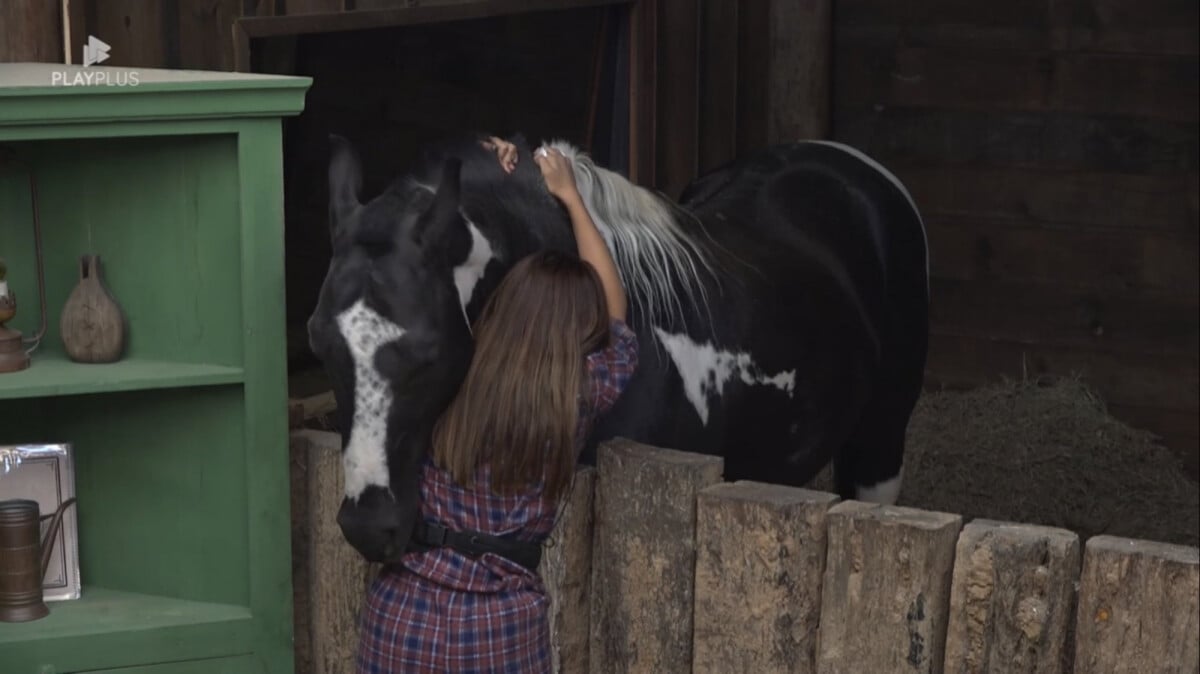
[306,132,577,562]
[306,134,484,562]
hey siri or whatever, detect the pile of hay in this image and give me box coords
[812,377,1198,548]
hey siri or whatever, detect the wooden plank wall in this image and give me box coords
[0,0,62,63]
[0,0,819,198]
[0,0,826,369]
[831,0,1200,478]
[3,0,1192,477]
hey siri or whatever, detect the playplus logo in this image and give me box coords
[82,35,111,67]
[50,35,140,87]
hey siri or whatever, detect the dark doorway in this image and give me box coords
[243,6,630,371]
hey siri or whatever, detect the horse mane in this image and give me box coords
[386,132,721,330]
[544,140,719,331]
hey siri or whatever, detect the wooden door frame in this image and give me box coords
[232,0,657,186]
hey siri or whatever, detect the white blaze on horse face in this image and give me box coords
[336,299,406,501]
[855,466,904,506]
[453,219,494,324]
[654,328,796,426]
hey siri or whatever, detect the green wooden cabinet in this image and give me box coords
[0,64,311,674]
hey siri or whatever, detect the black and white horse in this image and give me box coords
[306,132,929,562]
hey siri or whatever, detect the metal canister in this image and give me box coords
[0,498,50,622]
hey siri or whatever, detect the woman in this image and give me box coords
[356,139,639,673]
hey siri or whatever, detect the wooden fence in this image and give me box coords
[289,430,1199,674]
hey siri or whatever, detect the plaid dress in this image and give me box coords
[356,318,639,674]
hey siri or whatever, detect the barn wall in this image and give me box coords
[830,0,1200,478]
[21,0,1194,472]
[0,0,821,200]
[1,0,825,365]
[4,0,1193,475]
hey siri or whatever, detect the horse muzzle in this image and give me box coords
[336,487,416,564]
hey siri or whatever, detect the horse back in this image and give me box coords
[684,141,929,356]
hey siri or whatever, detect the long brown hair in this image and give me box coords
[431,250,610,501]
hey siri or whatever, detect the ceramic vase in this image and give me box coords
[60,254,126,363]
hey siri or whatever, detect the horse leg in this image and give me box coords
[833,317,927,505]
[833,395,910,505]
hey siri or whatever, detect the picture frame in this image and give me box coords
[0,443,81,601]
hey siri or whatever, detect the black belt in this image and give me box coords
[411,519,543,572]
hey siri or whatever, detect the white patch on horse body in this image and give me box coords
[654,328,795,426]
[453,219,494,326]
[336,299,406,501]
[855,467,903,505]
[801,140,930,296]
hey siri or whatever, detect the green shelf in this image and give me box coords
[0,63,310,673]
[0,587,255,672]
[0,355,244,400]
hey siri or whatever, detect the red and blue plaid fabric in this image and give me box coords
[357,318,638,674]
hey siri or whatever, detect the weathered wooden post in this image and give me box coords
[291,429,377,674]
[943,520,1081,673]
[1073,536,1199,674]
[539,466,597,674]
[816,501,963,674]
[692,482,839,674]
[590,438,724,673]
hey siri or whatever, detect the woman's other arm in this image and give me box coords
[481,135,518,173]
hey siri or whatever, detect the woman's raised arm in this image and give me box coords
[534,147,628,322]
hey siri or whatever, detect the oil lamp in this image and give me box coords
[0,153,48,374]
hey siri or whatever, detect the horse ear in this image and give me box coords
[328,134,363,237]
[431,157,462,221]
[412,158,463,248]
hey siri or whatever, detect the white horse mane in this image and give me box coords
[544,140,718,331]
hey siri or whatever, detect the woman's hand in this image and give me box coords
[482,136,518,174]
[534,147,580,205]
